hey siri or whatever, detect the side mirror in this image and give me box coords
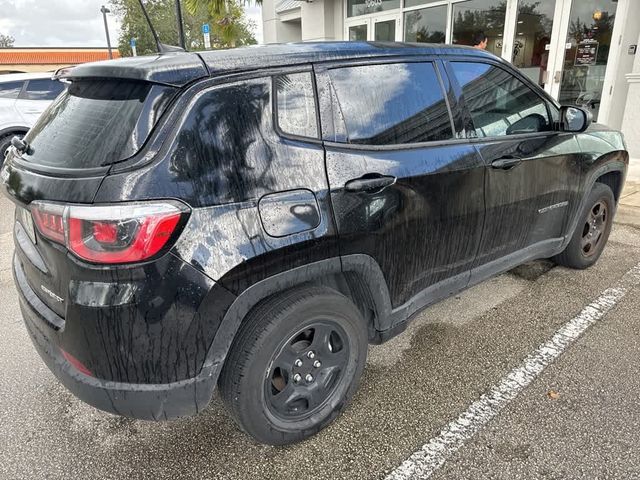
[560,106,592,133]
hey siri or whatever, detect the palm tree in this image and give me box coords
[185,0,261,47]
[185,0,261,16]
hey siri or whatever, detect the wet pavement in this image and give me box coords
[1,190,640,479]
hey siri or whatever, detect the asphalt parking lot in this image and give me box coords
[1,176,640,480]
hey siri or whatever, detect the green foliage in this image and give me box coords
[185,0,261,17]
[0,33,14,48]
[110,0,257,57]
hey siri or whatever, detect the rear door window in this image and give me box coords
[449,62,552,137]
[327,62,453,145]
[275,72,319,139]
[22,80,174,169]
[0,81,25,99]
[20,78,66,101]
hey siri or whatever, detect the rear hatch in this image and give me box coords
[2,53,206,316]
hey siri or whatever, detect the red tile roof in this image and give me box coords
[0,49,120,65]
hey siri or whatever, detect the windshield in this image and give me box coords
[23,79,174,169]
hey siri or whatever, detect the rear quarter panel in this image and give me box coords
[95,73,340,295]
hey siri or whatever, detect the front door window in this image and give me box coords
[558,0,618,120]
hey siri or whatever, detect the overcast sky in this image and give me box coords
[0,0,263,47]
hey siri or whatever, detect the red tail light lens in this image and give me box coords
[31,203,66,244]
[30,201,188,264]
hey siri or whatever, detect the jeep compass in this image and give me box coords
[1,42,628,445]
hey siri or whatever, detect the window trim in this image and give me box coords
[444,57,563,141]
[272,70,322,144]
[319,59,457,148]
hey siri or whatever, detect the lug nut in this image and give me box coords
[307,351,315,359]
[313,360,322,368]
[293,373,302,383]
[305,374,314,383]
[294,359,303,367]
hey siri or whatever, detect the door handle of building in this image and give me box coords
[491,156,522,170]
[554,70,562,83]
[345,174,397,193]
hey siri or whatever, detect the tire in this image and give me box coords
[0,134,15,167]
[553,182,615,269]
[218,286,368,445]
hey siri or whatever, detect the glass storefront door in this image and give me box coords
[348,23,369,41]
[557,0,618,120]
[512,0,556,89]
[451,0,506,56]
[374,14,401,41]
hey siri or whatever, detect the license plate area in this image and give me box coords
[17,206,37,245]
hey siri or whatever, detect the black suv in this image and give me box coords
[1,42,628,445]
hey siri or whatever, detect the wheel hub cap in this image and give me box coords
[265,322,350,420]
[581,200,608,257]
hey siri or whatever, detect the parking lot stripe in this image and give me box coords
[385,262,640,480]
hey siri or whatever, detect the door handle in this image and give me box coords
[491,156,522,170]
[344,174,396,193]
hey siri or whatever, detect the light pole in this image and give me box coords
[100,5,113,59]
[175,0,186,50]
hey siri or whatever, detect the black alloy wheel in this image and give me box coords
[265,321,350,421]
[581,200,608,258]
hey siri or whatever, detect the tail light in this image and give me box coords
[31,201,189,264]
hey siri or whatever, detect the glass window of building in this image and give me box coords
[512,0,556,88]
[349,24,368,41]
[404,0,446,10]
[452,0,506,56]
[347,0,401,18]
[404,4,447,44]
[375,19,397,41]
[558,1,618,120]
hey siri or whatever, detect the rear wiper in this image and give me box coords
[11,136,34,155]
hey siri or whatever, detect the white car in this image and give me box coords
[0,72,66,161]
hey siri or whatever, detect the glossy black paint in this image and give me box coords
[0,42,629,421]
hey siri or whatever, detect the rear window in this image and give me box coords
[22,80,174,169]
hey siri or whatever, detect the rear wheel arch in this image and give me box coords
[202,255,392,377]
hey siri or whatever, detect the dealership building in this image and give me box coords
[262,0,640,158]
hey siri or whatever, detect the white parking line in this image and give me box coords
[385,262,640,480]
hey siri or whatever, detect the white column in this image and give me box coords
[262,0,279,44]
[301,0,337,41]
[599,0,640,129]
[621,34,640,158]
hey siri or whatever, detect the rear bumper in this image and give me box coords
[14,254,222,420]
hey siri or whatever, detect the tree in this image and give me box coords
[0,33,14,48]
[110,0,256,56]
[185,0,261,17]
